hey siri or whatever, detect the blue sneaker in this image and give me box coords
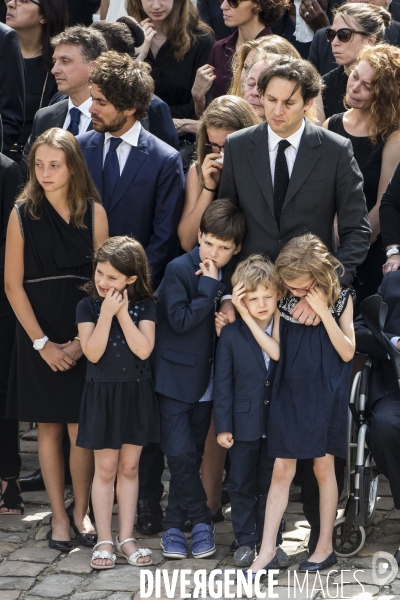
[160,528,188,559]
[191,523,216,558]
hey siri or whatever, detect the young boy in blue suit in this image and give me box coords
[153,200,245,560]
[214,255,282,569]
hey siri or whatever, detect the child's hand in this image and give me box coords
[217,432,234,448]
[232,282,249,317]
[215,311,229,337]
[116,289,129,318]
[306,286,329,318]
[195,258,219,280]
[101,288,124,318]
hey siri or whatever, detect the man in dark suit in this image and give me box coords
[78,51,184,533]
[354,271,400,563]
[23,27,108,159]
[0,22,25,158]
[219,57,371,553]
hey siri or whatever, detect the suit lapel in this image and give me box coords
[50,100,68,127]
[246,123,274,215]
[283,120,322,209]
[241,320,267,372]
[85,133,104,197]
[108,129,149,212]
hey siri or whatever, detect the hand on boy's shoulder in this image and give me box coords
[215,311,230,337]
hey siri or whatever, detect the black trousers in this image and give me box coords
[367,392,400,508]
[297,457,345,529]
[229,438,277,547]
[158,395,213,531]
[138,443,165,503]
[0,296,20,479]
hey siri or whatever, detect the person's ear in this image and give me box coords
[127,275,138,285]
[39,17,47,25]
[198,229,203,245]
[233,243,242,255]
[367,35,377,45]
[304,97,314,113]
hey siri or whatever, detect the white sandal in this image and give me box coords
[115,535,152,566]
[90,541,116,570]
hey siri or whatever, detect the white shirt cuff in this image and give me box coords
[221,295,233,302]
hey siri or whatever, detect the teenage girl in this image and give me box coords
[76,236,160,570]
[249,233,355,576]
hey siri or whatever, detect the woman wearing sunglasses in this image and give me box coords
[316,3,390,122]
[323,44,400,310]
[4,0,67,164]
[207,0,289,98]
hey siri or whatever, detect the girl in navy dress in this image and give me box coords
[76,236,160,570]
[250,234,355,576]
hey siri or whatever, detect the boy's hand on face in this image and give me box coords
[232,282,249,317]
[217,432,234,448]
[195,258,219,280]
[215,311,230,337]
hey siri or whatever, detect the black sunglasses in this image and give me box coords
[205,141,225,152]
[219,0,249,8]
[326,27,369,43]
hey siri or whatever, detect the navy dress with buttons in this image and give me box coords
[76,296,160,450]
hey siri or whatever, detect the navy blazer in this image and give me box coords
[213,319,276,442]
[77,126,184,284]
[153,246,225,403]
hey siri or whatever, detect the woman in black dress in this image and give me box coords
[324,44,400,309]
[5,0,67,163]
[5,128,108,550]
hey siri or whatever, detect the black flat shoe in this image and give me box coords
[299,551,337,572]
[19,469,46,493]
[212,506,224,523]
[68,513,97,547]
[240,554,280,582]
[394,549,400,565]
[46,529,73,552]
[136,500,163,535]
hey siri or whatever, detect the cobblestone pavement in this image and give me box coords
[1,424,400,600]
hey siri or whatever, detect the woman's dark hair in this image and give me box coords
[257,57,323,103]
[90,16,145,57]
[84,236,154,302]
[38,0,68,71]
[334,3,391,43]
[257,0,290,27]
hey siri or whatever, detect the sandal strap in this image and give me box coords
[92,550,116,562]
[0,476,24,514]
[118,537,136,547]
[93,540,114,551]
[129,548,152,560]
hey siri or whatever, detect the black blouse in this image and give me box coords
[322,66,348,119]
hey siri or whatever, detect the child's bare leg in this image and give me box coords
[116,444,150,564]
[92,448,119,567]
[251,458,296,571]
[308,454,337,563]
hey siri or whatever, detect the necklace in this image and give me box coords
[26,45,42,59]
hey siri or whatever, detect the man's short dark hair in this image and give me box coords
[200,199,246,247]
[51,25,108,62]
[257,57,323,103]
[89,51,154,121]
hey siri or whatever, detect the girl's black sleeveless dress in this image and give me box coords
[328,113,385,309]
[6,198,94,423]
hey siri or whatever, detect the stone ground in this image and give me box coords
[1,424,400,600]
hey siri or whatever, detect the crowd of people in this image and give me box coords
[1,0,400,579]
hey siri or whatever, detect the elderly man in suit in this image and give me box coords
[0,22,24,158]
[219,56,371,555]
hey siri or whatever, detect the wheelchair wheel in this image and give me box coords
[333,517,366,558]
[364,460,379,527]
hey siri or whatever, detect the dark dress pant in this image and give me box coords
[229,437,277,547]
[367,392,400,508]
[0,296,20,478]
[158,394,213,531]
[138,443,165,503]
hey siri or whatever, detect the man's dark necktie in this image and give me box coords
[273,139,291,228]
[66,107,81,136]
[102,137,122,210]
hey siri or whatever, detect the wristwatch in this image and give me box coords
[386,245,400,258]
[33,336,49,350]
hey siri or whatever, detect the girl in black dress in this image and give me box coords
[76,236,159,570]
[324,44,400,309]
[5,128,108,550]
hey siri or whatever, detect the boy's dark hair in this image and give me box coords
[199,199,246,247]
[89,51,154,120]
[257,57,323,104]
[51,25,108,62]
[90,17,145,57]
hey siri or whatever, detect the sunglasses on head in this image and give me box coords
[219,0,249,8]
[325,27,369,43]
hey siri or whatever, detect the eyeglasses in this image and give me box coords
[326,27,369,43]
[205,141,225,152]
[4,0,41,5]
[280,279,316,294]
[219,0,249,9]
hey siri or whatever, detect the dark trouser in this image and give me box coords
[298,457,345,529]
[138,443,165,503]
[229,437,278,548]
[367,392,400,508]
[0,296,20,479]
[158,395,213,531]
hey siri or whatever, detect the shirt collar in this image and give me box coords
[68,96,92,119]
[264,318,274,336]
[267,118,306,153]
[104,120,142,147]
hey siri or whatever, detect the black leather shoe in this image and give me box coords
[68,513,97,547]
[394,549,400,565]
[20,469,46,492]
[136,500,163,535]
[241,554,280,582]
[308,526,320,555]
[230,539,239,554]
[299,551,337,573]
[212,506,224,523]
[46,529,73,552]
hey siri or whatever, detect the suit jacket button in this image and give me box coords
[264,399,269,404]
[265,381,270,386]
[209,358,213,362]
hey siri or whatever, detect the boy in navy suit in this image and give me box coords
[153,200,245,560]
[214,255,282,569]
